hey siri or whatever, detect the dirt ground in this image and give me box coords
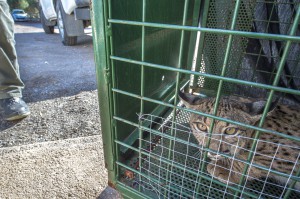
[0,22,99,147]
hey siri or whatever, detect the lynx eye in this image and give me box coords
[236,129,245,134]
[193,122,208,132]
[224,127,237,135]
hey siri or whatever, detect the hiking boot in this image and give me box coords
[0,97,30,121]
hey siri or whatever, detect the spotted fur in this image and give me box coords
[179,92,300,188]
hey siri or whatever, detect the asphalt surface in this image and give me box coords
[14,22,96,103]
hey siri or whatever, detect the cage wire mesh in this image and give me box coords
[193,0,300,103]
[119,111,300,199]
[97,0,300,198]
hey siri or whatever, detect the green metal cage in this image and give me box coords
[91,0,300,198]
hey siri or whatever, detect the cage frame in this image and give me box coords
[91,0,300,198]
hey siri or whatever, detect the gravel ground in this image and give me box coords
[0,91,101,148]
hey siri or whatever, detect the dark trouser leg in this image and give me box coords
[0,1,24,100]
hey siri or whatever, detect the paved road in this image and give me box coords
[14,22,96,103]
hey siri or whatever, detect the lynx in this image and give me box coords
[179,92,300,189]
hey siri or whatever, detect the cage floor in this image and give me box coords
[119,110,300,199]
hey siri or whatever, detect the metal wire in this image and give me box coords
[93,0,300,198]
[115,113,300,199]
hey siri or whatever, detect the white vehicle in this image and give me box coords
[39,0,91,46]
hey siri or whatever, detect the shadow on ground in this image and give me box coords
[0,23,98,143]
[14,23,96,103]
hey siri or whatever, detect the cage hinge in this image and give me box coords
[106,26,112,37]
[104,68,111,84]
[111,119,116,127]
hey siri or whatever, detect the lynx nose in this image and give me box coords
[208,152,220,160]
[207,152,213,158]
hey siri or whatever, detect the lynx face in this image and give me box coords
[179,92,300,188]
[189,115,251,160]
[179,92,273,160]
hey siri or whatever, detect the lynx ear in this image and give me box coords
[245,98,278,116]
[178,91,203,108]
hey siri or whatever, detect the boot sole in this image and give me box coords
[5,112,31,121]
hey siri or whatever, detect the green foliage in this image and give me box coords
[7,0,39,13]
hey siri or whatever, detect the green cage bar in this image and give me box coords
[234,5,300,198]
[92,0,300,198]
[198,0,242,186]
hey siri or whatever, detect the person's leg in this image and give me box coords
[0,1,24,99]
[0,1,30,120]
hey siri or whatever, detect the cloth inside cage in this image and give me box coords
[194,0,300,104]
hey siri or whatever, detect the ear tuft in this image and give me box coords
[248,101,266,115]
[246,98,278,116]
[178,91,203,108]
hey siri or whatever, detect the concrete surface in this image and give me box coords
[0,135,107,198]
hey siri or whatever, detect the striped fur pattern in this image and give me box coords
[179,92,300,189]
